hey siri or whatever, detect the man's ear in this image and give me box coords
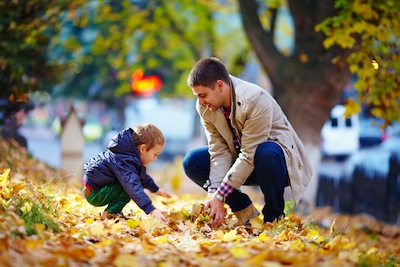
[216,80,225,91]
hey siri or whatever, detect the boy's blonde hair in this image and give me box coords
[132,123,165,150]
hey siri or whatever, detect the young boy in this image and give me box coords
[82,123,171,222]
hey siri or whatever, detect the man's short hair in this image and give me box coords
[187,57,230,88]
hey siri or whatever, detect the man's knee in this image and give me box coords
[182,151,193,175]
[182,147,209,176]
[255,142,285,164]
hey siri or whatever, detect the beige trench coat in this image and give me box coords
[197,76,313,204]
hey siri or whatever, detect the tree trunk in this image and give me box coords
[238,0,353,206]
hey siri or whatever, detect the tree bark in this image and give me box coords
[238,0,353,206]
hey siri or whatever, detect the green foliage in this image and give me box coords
[0,173,61,237]
[0,0,84,126]
[0,0,83,98]
[316,0,400,125]
[50,0,240,102]
[15,195,61,236]
[358,252,400,267]
[284,198,295,215]
[305,219,319,230]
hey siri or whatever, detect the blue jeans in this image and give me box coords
[182,142,288,222]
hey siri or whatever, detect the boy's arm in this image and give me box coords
[141,174,159,193]
[113,165,156,214]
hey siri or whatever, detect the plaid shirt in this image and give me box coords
[208,181,235,198]
[217,181,235,197]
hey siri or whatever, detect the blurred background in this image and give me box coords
[1,0,399,224]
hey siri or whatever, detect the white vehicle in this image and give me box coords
[321,105,360,160]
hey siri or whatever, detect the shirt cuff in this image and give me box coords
[208,187,217,193]
[216,181,235,198]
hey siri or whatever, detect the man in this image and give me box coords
[182,57,313,227]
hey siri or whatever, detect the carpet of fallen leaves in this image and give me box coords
[0,139,399,267]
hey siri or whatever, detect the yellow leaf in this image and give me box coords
[150,236,170,244]
[306,229,324,243]
[1,188,11,200]
[342,241,356,250]
[24,239,44,250]
[372,59,379,70]
[338,249,360,263]
[337,35,356,48]
[315,235,325,243]
[223,229,240,242]
[353,1,378,20]
[290,238,305,251]
[189,203,203,217]
[113,254,138,267]
[258,232,270,242]
[279,230,287,241]
[323,36,336,49]
[343,99,361,117]
[126,219,140,228]
[175,239,201,253]
[86,222,105,236]
[371,108,384,118]
[34,223,46,239]
[367,247,378,255]
[12,182,26,194]
[351,21,368,33]
[179,209,190,220]
[199,214,210,222]
[85,218,95,224]
[20,202,32,213]
[212,230,225,239]
[249,216,264,230]
[139,217,158,232]
[349,64,359,73]
[0,168,10,186]
[230,245,250,258]
[95,239,115,247]
[111,221,123,232]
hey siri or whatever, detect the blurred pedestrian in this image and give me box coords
[83,123,171,221]
[183,57,313,227]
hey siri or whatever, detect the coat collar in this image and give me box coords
[229,77,239,130]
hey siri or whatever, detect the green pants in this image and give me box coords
[84,182,131,214]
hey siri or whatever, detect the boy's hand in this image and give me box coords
[155,188,172,198]
[150,209,168,222]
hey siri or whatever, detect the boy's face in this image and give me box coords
[138,143,164,166]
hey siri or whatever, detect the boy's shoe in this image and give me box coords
[233,203,260,227]
[101,211,128,220]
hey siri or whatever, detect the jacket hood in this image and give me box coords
[108,128,138,155]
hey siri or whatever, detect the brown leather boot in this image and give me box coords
[233,203,260,226]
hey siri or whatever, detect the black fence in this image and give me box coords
[317,152,400,225]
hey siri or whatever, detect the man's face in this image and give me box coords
[191,81,225,112]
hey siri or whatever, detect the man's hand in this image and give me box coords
[204,195,226,228]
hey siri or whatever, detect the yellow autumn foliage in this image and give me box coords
[0,138,399,266]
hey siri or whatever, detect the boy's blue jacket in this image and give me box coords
[83,128,159,214]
